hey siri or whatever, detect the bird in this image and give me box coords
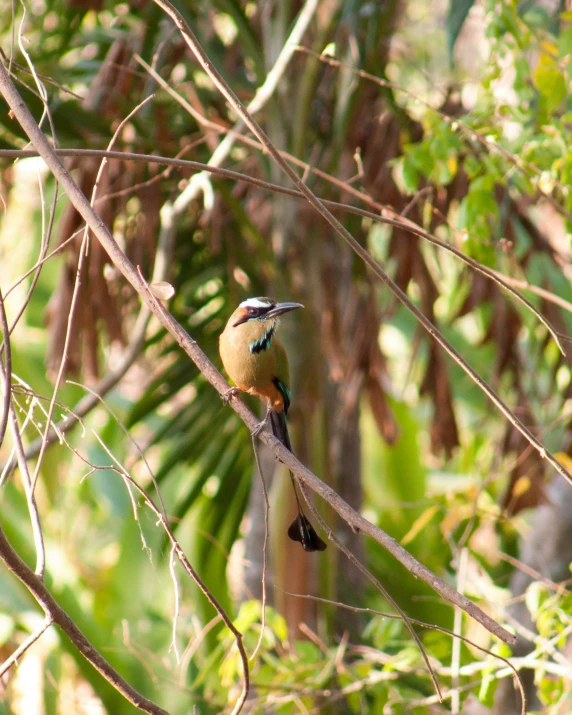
[219,297,327,552]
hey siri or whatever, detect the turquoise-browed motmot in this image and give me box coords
[219,297,327,552]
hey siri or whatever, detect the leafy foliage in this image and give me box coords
[1,0,572,713]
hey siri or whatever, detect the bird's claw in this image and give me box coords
[251,409,271,438]
[222,387,241,405]
[251,420,267,438]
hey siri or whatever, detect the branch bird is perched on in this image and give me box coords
[219,297,327,552]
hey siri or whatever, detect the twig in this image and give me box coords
[0,289,11,449]
[0,49,83,98]
[0,59,516,645]
[0,168,60,347]
[66,379,168,519]
[451,548,468,715]
[0,616,53,678]
[148,0,318,298]
[0,525,169,715]
[178,615,222,689]
[31,94,155,495]
[278,588,526,715]
[0,39,61,353]
[298,482,442,701]
[169,543,181,665]
[136,47,570,353]
[108,465,250,715]
[0,144,567,488]
[249,437,270,662]
[0,292,45,577]
[0,321,145,483]
[295,46,572,225]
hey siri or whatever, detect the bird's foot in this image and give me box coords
[222,386,242,405]
[251,401,272,438]
[251,415,270,438]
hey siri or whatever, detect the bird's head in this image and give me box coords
[231,297,304,327]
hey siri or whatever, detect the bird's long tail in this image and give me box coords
[270,410,327,552]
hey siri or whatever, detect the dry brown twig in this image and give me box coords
[249,436,270,663]
[30,94,155,496]
[298,480,443,699]
[0,287,45,578]
[277,588,526,715]
[147,0,319,300]
[0,525,169,715]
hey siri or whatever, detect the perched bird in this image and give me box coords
[219,297,327,552]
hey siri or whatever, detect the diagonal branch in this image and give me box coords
[0,59,515,646]
[0,524,169,714]
[0,617,53,678]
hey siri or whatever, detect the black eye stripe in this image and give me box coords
[248,306,271,318]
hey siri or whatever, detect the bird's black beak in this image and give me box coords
[265,302,304,319]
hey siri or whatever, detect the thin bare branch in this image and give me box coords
[0,525,169,715]
[31,94,155,495]
[169,543,181,665]
[298,482,442,701]
[104,460,250,715]
[0,48,83,99]
[142,0,318,313]
[295,45,572,224]
[1,149,567,340]
[278,588,526,715]
[249,437,270,662]
[451,547,468,715]
[0,617,53,678]
[0,290,45,577]
[67,378,168,519]
[0,289,11,449]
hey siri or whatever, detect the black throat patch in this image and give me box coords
[249,324,275,354]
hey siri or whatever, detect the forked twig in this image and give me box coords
[0,290,11,449]
[0,525,169,714]
[297,482,442,700]
[0,290,45,577]
[2,148,570,323]
[278,588,526,715]
[0,617,53,678]
[31,94,155,495]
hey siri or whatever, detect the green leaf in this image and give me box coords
[558,27,572,58]
[402,158,419,194]
[478,671,499,706]
[447,0,476,61]
[534,56,566,112]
